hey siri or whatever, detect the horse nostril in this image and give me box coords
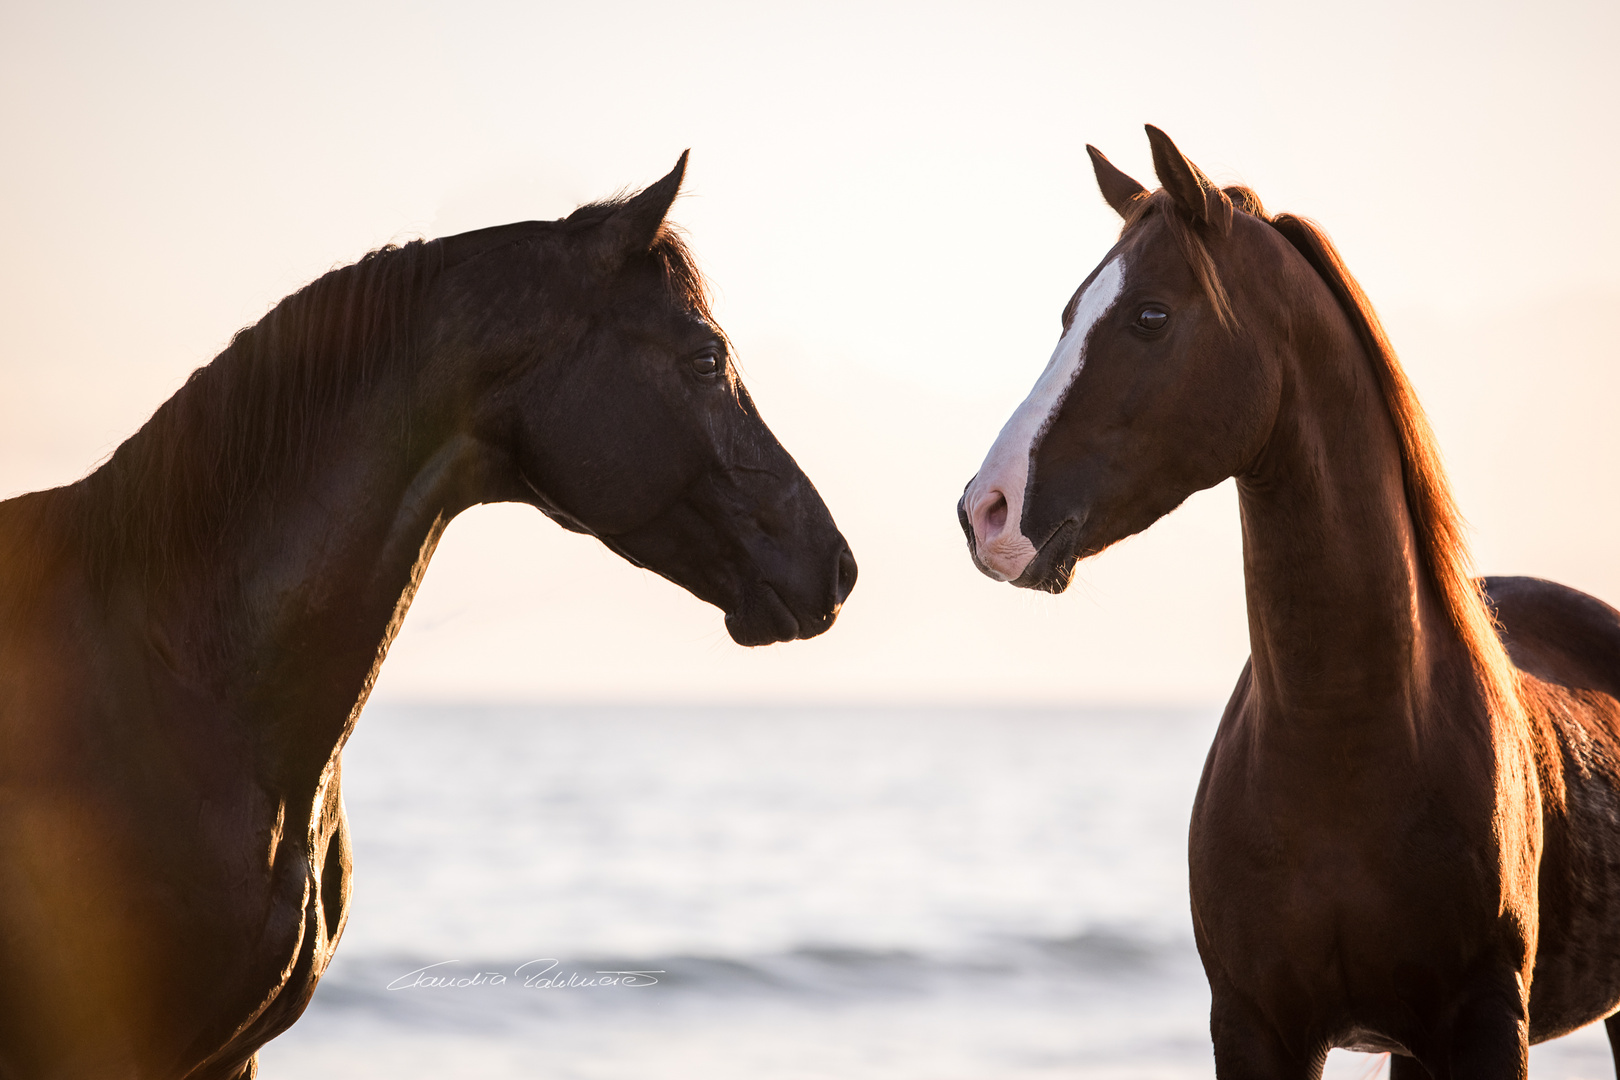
[983,492,1009,535]
[835,546,858,604]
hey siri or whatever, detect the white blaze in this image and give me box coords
[965,256,1126,581]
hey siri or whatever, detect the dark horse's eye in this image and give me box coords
[691,352,720,377]
[1137,307,1170,333]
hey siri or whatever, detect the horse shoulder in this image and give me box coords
[0,492,316,1073]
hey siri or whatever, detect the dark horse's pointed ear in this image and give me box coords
[1086,145,1147,218]
[1144,125,1233,236]
[595,150,689,269]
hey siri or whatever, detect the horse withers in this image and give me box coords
[0,154,856,1078]
[958,126,1620,1080]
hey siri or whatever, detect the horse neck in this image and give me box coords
[1233,313,1471,743]
[114,369,499,791]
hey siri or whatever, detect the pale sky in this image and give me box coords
[2,0,1617,704]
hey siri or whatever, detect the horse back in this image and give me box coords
[1482,575,1620,1040]
[1486,576,1620,702]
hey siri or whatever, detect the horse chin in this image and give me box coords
[723,583,804,647]
[592,496,855,648]
[1010,518,1085,594]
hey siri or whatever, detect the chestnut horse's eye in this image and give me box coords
[691,352,720,377]
[1137,307,1169,333]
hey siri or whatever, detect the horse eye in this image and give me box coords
[1137,307,1169,332]
[691,352,719,377]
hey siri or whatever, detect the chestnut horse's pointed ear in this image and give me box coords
[1144,125,1233,236]
[1086,145,1147,218]
[596,150,689,267]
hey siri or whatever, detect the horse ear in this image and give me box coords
[1086,145,1147,218]
[595,150,689,268]
[1144,125,1233,236]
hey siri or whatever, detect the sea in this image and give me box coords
[259,704,1615,1079]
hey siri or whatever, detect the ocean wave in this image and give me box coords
[306,927,1202,1028]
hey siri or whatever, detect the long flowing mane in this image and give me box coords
[1260,208,1519,714]
[1119,189,1519,716]
[68,239,445,590]
[41,197,715,597]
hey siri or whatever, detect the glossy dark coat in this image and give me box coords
[959,127,1620,1080]
[0,155,855,1078]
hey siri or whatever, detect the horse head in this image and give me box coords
[434,155,856,645]
[959,126,1288,592]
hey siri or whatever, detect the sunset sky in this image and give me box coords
[2,0,1617,703]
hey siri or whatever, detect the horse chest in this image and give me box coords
[169,793,348,1078]
[1190,730,1526,1018]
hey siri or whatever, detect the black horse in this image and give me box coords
[0,154,855,1078]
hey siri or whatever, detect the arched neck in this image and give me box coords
[1234,324,1459,739]
[126,380,517,794]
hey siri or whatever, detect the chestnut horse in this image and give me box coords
[959,126,1620,1079]
[0,155,856,1078]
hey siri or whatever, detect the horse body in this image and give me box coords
[958,127,1620,1078]
[0,156,854,1077]
[1177,211,1548,1078]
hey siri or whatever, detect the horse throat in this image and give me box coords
[231,425,503,785]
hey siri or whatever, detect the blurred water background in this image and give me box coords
[259,704,1613,1079]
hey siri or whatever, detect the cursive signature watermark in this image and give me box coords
[387,958,664,991]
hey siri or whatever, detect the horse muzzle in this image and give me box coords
[958,485,1084,594]
[724,538,856,646]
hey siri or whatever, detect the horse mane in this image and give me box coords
[1117,186,1517,711]
[1120,187,1519,713]
[55,197,715,596]
[1261,210,1519,711]
[66,238,445,591]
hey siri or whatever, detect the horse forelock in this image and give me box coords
[565,194,718,332]
[647,225,720,335]
[1118,191,1237,331]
